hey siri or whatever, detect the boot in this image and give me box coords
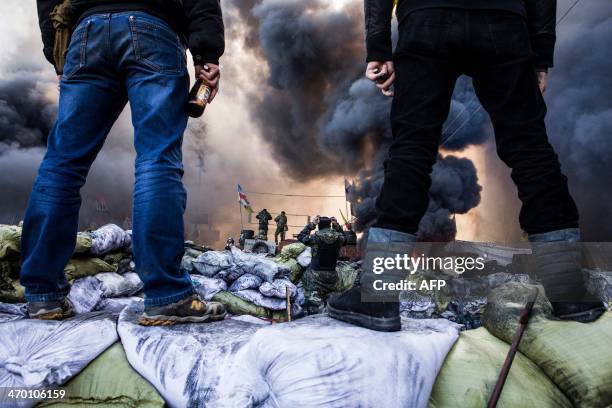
[328,227,417,332]
[530,228,605,322]
[28,297,75,320]
[139,294,226,326]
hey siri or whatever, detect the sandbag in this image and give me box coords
[0,302,27,323]
[213,316,461,407]
[95,272,143,298]
[94,297,142,314]
[336,261,359,292]
[0,313,118,408]
[191,275,228,301]
[273,254,304,283]
[68,277,105,314]
[259,278,296,299]
[228,273,263,292]
[38,343,165,407]
[192,250,233,277]
[296,246,312,268]
[74,233,93,254]
[429,327,572,407]
[117,304,459,408]
[0,224,21,260]
[484,282,612,407]
[89,224,131,256]
[0,279,25,303]
[279,242,306,259]
[64,257,116,281]
[232,289,287,310]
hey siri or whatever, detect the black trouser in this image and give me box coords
[374,9,579,235]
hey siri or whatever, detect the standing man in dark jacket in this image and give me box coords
[298,216,346,314]
[22,0,226,325]
[329,0,604,331]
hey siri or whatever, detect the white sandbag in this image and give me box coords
[118,304,460,408]
[232,289,287,310]
[228,274,263,292]
[192,251,233,277]
[217,265,247,282]
[297,246,312,268]
[180,255,196,274]
[89,224,131,256]
[191,275,228,301]
[215,316,460,408]
[68,276,105,314]
[232,246,288,283]
[95,272,143,297]
[259,278,297,299]
[0,312,118,408]
[0,303,27,323]
[95,297,142,314]
[118,303,263,408]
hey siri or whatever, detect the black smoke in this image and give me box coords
[230,0,485,241]
[0,78,55,153]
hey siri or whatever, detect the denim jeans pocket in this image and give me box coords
[128,15,184,74]
[63,21,91,80]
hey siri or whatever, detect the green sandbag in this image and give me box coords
[0,279,25,303]
[278,242,306,260]
[64,257,116,281]
[212,291,290,322]
[275,258,303,283]
[429,328,572,408]
[0,226,92,258]
[484,282,612,407]
[336,261,358,292]
[0,224,21,260]
[74,232,93,254]
[38,342,165,407]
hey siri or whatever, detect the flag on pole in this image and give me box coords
[237,184,254,213]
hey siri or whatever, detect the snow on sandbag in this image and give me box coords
[95,272,143,298]
[68,276,105,314]
[213,315,461,408]
[0,312,118,408]
[89,224,131,256]
[118,304,459,408]
[191,275,228,301]
[228,273,263,292]
[192,250,233,277]
[0,303,27,323]
[117,303,263,407]
[231,246,288,283]
[232,289,287,310]
[95,297,142,314]
[484,282,612,407]
[259,278,296,299]
[297,246,312,268]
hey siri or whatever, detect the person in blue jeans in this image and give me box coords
[23,0,226,325]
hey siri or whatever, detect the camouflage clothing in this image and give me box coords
[274,213,288,243]
[256,209,273,237]
[297,223,346,313]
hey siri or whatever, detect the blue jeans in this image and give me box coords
[20,12,194,308]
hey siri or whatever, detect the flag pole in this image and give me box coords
[239,200,244,232]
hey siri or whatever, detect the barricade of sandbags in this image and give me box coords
[484,282,612,407]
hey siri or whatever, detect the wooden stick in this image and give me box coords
[286,285,292,322]
[487,287,539,408]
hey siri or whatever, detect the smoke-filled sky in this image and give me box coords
[0,0,610,246]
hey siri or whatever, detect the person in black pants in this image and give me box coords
[328,0,605,332]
